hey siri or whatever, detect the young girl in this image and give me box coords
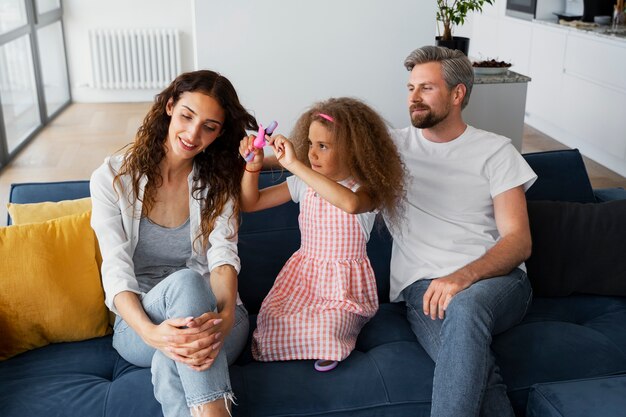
[239,97,405,371]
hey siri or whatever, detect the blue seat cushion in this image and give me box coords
[495,296,626,412]
[594,187,626,202]
[2,297,626,417]
[230,303,434,416]
[0,336,161,417]
[526,375,626,417]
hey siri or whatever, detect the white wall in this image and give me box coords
[63,0,194,102]
[193,0,436,131]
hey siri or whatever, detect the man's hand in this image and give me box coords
[423,272,474,320]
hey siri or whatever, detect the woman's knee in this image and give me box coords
[162,269,217,312]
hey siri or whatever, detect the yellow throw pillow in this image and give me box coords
[7,197,92,224]
[7,197,102,270]
[0,211,110,360]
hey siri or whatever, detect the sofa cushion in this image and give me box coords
[6,197,103,269]
[522,149,596,203]
[526,200,626,297]
[230,303,434,417]
[526,375,626,417]
[0,336,162,417]
[495,295,626,413]
[0,211,109,360]
[594,187,626,202]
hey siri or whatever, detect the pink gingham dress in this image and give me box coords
[252,177,379,362]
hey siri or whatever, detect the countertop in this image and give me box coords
[534,19,626,43]
[474,70,531,84]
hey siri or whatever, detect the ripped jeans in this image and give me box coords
[112,269,249,417]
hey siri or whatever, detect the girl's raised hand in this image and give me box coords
[270,135,298,169]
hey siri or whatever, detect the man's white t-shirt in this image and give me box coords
[388,125,537,302]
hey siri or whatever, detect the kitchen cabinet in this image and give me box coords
[469,15,532,75]
[525,25,567,130]
[469,14,626,177]
[564,33,626,92]
[469,13,499,58]
[561,73,626,162]
[496,17,533,76]
[560,34,626,167]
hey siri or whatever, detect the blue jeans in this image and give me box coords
[112,269,249,417]
[403,268,532,417]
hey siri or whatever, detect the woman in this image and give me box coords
[90,70,256,417]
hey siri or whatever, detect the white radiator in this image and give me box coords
[89,29,181,89]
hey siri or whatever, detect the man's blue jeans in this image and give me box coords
[112,269,249,417]
[403,268,532,417]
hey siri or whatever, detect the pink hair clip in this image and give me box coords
[316,113,334,123]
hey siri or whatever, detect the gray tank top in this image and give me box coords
[133,216,192,293]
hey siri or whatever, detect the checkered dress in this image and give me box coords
[252,181,379,362]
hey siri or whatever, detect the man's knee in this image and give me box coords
[445,289,493,328]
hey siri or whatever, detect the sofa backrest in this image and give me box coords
[522,149,596,203]
[7,180,90,225]
[7,148,597,311]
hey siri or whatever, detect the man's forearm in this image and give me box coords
[455,232,532,284]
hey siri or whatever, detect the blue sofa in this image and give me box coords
[1,149,626,417]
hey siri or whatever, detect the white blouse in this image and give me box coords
[90,155,241,314]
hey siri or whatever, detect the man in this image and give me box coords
[387,45,537,417]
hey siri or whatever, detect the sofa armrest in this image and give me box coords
[594,187,626,202]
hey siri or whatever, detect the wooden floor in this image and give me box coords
[1,102,625,226]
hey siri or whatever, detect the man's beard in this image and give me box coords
[410,104,449,129]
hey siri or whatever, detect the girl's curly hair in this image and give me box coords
[291,97,406,227]
[113,70,257,249]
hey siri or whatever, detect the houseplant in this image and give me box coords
[436,0,495,55]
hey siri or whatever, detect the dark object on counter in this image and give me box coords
[554,12,583,21]
[435,36,470,56]
[582,0,614,22]
[473,59,512,68]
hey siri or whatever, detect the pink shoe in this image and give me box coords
[314,359,338,372]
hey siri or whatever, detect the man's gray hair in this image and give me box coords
[404,46,474,109]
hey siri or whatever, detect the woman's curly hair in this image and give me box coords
[291,97,406,227]
[113,70,257,249]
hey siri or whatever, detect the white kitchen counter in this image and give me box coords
[533,19,626,43]
[469,5,626,177]
[463,70,531,151]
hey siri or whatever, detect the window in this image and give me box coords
[0,0,70,170]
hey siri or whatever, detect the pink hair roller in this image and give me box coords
[244,120,278,162]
